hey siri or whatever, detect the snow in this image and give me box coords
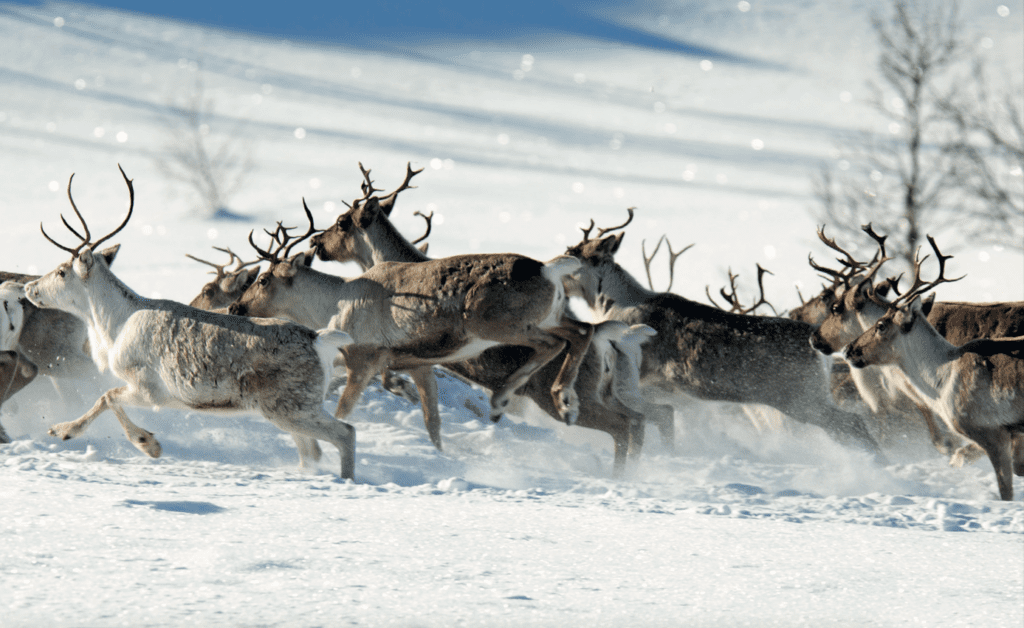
[1,1,1023,626]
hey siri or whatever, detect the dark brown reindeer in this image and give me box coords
[843,235,1024,500]
[563,209,887,461]
[304,163,671,473]
[23,167,356,478]
[806,224,1022,462]
[231,194,594,453]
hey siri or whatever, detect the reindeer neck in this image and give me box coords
[83,263,147,365]
[365,219,430,268]
[287,266,354,328]
[892,320,960,399]
[595,261,655,313]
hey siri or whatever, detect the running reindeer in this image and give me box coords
[304,163,666,473]
[564,209,886,460]
[843,235,1024,500]
[186,247,261,311]
[231,182,594,452]
[24,167,357,479]
[807,224,1023,461]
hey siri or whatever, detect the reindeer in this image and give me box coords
[843,235,1024,500]
[563,209,887,461]
[303,163,671,472]
[23,167,357,479]
[806,225,1022,461]
[231,196,594,454]
[1,245,121,401]
[0,282,38,442]
[186,247,261,311]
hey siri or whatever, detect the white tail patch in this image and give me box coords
[0,281,26,351]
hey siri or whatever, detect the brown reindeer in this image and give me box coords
[231,195,594,452]
[186,247,261,311]
[563,209,886,461]
[305,163,671,472]
[843,235,1024,500]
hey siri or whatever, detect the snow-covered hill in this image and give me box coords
[1,2,1022,626]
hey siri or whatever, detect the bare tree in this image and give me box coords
[940,61,1024,251]
[813,0,966,269]
[156,63,255,219]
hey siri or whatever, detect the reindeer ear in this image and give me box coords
[95,244,120,267]
[852,277,871,309]
[874,282,890,298]
[418,243,429,255]
[221,269,251,293]
[356,197,381,227]
[75,247,95,276]
[280,251,307,277]
[920,292,935,316]
[596,233,624,257]
[898,297,923,332]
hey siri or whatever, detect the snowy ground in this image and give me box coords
[1,1,1023,626]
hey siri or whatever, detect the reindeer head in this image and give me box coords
[24,167,132,314]
[187,247,262,310]
[310,162,422,269]
[229,202,318,319]
[563,208,634,305]
[808,224,898,354]
[843,234,959,368]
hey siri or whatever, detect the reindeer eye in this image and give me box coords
[876,320,888,332]
[57,269,65,278]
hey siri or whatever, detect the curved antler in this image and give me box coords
[248,202,320,263]
[887,235,965,310]
[40,165,135,257]
[378,163,424,215]
[410,210,434,245]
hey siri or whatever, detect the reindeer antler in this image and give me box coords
[378,163,424,215]
[410,210,434,246]
[887,235,965,310]
[707,265,777,315]
[186,246,259,279]
[41,164,135,257]
[642,235,693,292]
[248,201,320,264]
[596,207,635,238]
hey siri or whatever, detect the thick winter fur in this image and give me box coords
[24,246,356,479]
[565,232,886,460]
[231,232,593,450]
[845,297,1024,500]
[307,191,668,471]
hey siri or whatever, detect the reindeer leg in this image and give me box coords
[334,348,386,421]
[961,426,1015,501]
[291,435,323,467]
[643,400,675,454]
[1011,433,1024,477]
[381,369,419,403]
[50,386,163,458]
[547,320,594,424]
[488,333,565,423]
[407,366,442,450]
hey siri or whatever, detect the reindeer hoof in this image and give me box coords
[555,389,579,425]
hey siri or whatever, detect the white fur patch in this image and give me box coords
[0,281,26,351]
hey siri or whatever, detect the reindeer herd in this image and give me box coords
[0,164,1022,500]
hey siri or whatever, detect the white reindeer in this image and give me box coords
[843,235,1024,500]
[23,167,357,479]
